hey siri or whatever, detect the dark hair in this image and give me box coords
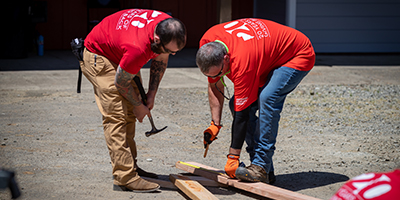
[156,18,187,49]
[196,42,227,73]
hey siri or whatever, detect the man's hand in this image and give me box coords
[133,104,150,122]
[225,154,240,178]
[203,121,222,148]
[145,94,155,111]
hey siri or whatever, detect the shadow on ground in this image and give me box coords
[213,171,349,199]
[156,171,348,199]
[274,171,349,191]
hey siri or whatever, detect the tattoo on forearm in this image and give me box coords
[115,67,142,106]
[149,60,167,91]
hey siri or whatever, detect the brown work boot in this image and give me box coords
[137,167,158,178]
[235,164,269,183]
[113,177,160,193]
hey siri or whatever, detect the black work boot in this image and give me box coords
[235,164,269,183]
[268,171,276,184]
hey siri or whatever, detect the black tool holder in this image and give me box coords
[70,38,85,93]
[0,169,21,199]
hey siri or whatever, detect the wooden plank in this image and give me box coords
[184,175,226,187]
[175,161,230,185]
[175,161,322,200]
[169,174,219,200]
[142,175,222,189]
[142,175,222,190]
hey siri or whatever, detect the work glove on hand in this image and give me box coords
[225,154,240,178]
[203,121,222,148]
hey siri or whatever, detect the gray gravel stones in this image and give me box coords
[154,84,400,190]
[1,82,399,200]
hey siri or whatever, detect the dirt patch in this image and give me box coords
[1,78,399,199]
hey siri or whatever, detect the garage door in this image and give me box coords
[296,0,400,53]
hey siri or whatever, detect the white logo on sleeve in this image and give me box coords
[151,11,162,18]
[116,9,162,30]
[223,19,270,41]
[224,21,254,41]
[131,12,148,28]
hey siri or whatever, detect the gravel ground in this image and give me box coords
[1,70,399,200]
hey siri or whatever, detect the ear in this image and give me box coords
[154,35,161,44]
[223,54,230,62]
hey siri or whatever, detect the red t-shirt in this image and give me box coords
[330,170,400,200]
[200,18,315,111]
[84,9,171,74]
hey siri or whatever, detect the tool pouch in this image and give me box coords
[70,38,84,93]
[0,170,21,199]
[70,38,84,61]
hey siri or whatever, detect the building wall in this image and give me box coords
[253,0,286,25]
[35,0,88,50]
[296,0,400,53]
[231,0,253,20]
[32,0,218,50]
[152,0,218,48]
[22,0,400,53]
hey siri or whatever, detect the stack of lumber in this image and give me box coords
[149,161,322,200]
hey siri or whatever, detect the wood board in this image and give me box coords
[184,175,224,187]
[170,174,219,200]
[142,175,222,189]
[175,161,322,200]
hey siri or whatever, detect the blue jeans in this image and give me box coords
[230,66,309,172]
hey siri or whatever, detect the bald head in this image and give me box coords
[156,18,187,49]
[196,42,227,73]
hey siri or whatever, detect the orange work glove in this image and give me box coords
[203,120,222,148]
[225,154,240,178]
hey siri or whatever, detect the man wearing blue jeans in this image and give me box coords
[230,67,310,183]
[197,18,315,183]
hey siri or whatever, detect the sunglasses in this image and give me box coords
[206,62,224,79]
[160,41,178,54]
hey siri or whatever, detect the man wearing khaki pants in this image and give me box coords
[80,9,186,192]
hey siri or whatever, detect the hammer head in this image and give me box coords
[145,126,168,137]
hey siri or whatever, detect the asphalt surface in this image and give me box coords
[0,50,399,200]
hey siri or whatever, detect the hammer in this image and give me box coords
[133,76,167,137]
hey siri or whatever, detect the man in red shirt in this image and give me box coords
[80,9,186,192]
[197,18,315,183]
[330,169,400,200]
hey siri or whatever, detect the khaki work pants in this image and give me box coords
[80,48,140,185]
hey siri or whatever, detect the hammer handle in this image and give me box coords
[203,144,209,158]
[133,76,147,106]
[133,75,156,128]
[133,75,167,137]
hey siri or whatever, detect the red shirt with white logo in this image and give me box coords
[330,169,400,200]
[199,19,315,111]
[85,9,171,74]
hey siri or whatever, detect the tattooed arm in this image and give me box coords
[114,65,150,122]
[146,53,169,110]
